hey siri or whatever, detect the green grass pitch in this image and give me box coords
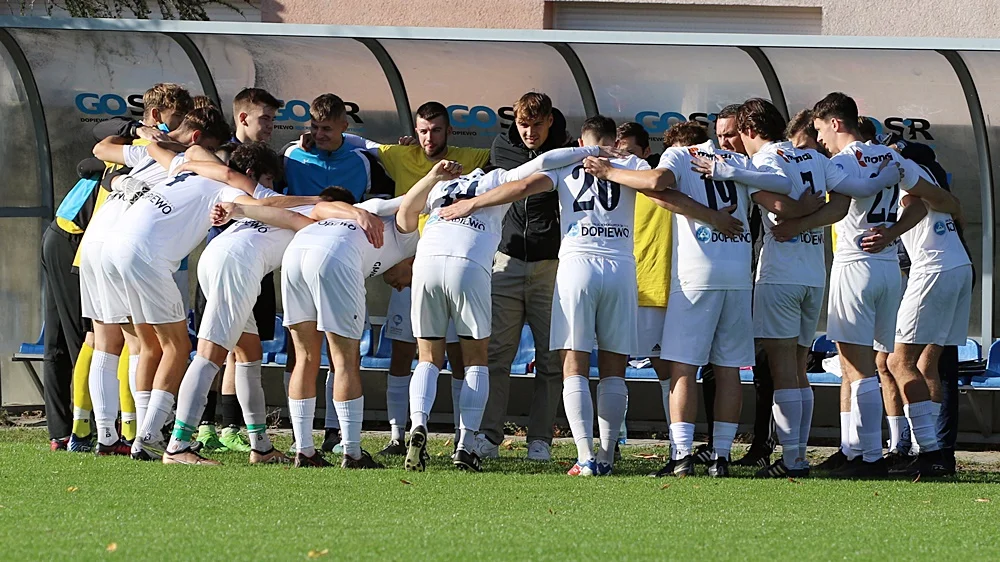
[1,428,998,560]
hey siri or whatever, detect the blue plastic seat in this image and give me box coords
[739,367,755,383]
[361,325,395,370]
[18,324,44,355]
[510,325,535,375]
[261,315,286,363]
[812,334,836,354]
[959,338,983,363]
[807,371,843,385]
[624,367,658,380]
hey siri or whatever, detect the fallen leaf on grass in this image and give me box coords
[974,498,991,503]
[400,479,412,485]
[548,508,555,515]
[66,486,78,493]
[106,543,118,553]
[874,492,879,497]
[660,484,671,490]
[556,461,570,467]
[307,549,329,559]
[692,485,700,489]
[443,439,453,448]
[632,454,662,460]
[912,474,921,483]
[922,501,931,504]
[501,439,516,450]
[787,478,800,484]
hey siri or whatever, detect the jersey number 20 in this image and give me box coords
[571,165,620,212]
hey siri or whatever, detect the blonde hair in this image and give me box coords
[142,83,193,120]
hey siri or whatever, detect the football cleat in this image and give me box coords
[707,457,731,478]
[889,451,949,478]
[815,449,850,471]
[50,437,69,451]
[733,449,770,468]
[596,461,614,476]
[452,449,482,472]
[96,439,132,457]
[342,449,384,469]
[219,426,252,453]
[884,450,914,471]
[294,451,334,468]
[379,439,408,456]
[755,459,809,478]
[321,428,343,454]
[195,425,228,452]
[831,457,888,479]
[567,459,598,477]
[249,448,291,465]
[405,426,429,472]
[68,434,95,453]
[692,444,713,465]
[162,447,222,466]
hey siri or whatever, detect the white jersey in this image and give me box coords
[542,155,651,261]
[288,199,419,279]
[112,172,246,269]
[754,141,848,288]
[830,140,923,264]
[206,185,309,273]
[85,149,183,246]
[898,165,971,274]
[658,140,754,291]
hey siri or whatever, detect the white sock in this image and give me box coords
[168,356,220,453]
[562,375,594,463]
[887,416,908,452]
[772,388,802,467]
[852,378,884,462]
[235,360,271,452]
[930,401,941,448]
[324,370,339,430]
[128,355,139,396]
[712,421,739,461]
[334,396,364,459]
[839,411,852,457]
[89,351,121,446]
[289,397,317,456]
[409,362,439,429]
[669,422,695,460]
[458,366,489,452]
[451,376,463,444]
[798,387,814,466]
[904,400,940,454]
[283,370,291,398]
[658,379,671,431]
[386,374,410,442]
[133,389,174,454]
[596,377,628,466]
[134,390,151,439]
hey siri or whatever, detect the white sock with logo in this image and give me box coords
[458,366,489,452]
[409,362,439,429]
[562,375,594,463]
[89,351,121,447]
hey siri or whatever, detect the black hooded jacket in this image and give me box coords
[491,108,575,262]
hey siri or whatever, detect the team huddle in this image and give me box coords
[58,82,971,479]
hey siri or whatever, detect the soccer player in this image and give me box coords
[341,101,491,455]
[404,142,618,472]
[269,161,461,469]
[592,121,793,477]
[233,87,281,144]
[82,106,226,457]
[732,98,901,477]
[777,92,961,477]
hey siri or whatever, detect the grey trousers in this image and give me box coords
[480,252,562,445]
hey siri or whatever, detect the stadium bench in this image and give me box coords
[510,324,535,375]
[10,324,45,397]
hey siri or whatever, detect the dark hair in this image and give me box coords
[736,98,786,142]
[857,117,877,142]
[616,121,649,150]
[812,92,859,132]
[664,121,709,147]
[310,93,346,122]
[415,101,449,127]
[228,141,281,182]
[178,106,232,144]
[233,88,283,116]
[319,186,357,204]
[581,115,617,143]
[786,109,818,142]
[717,104,741,120]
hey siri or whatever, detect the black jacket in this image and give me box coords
[492,108,575,262]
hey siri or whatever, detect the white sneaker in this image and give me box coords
[473,433,499,459]
[526,440,551,462]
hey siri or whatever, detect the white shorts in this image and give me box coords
[282,247,366,340]
[753,283,825,347]
[384,286,458,344]
[104,241,185,325]
[636,306,666,359]
[79,239,105,322]
[197,251,266,350]
[660,289,754,368]
[411,255,491,340]
[827,260,901,352]
[896,265,973,347]
[549,256,638,356]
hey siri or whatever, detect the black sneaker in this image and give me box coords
[96,439,132,457]
[453,448,483,472]
[889,451,949,478]
[321,428,342,453]
[692,444,713,465]
[707,457,730,478]
[832,456,888,479]
[648,459,676,478]
[884,450,914,471]
[651,454,697,477]
[342,449,384,469]
[733,449,770,468]
[294,451,333,468]
[755,459,809,478]
[379,439,407,456]
[131,448,160,462]
[815,449,850,471]
[405,425,429,472]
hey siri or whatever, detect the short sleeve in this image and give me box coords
[378,144,401,179]
[822,154,850,189]
[751,152,786,176]
[830,153,854,175]
[122,145,148,167]
[895,154,924,191]
[219,186,246,204]
[253,184,281,199]
[539,170,560,192]
[656,148,687,176]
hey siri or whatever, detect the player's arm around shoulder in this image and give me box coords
[898,156,962,216]
[436,172,553,223]
[584,154,675,192]
[398,160,465,232]
[213,201,314,232]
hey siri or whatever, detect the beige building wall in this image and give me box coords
[260,0,998,37]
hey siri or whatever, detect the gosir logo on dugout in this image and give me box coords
[636,111,934,140]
